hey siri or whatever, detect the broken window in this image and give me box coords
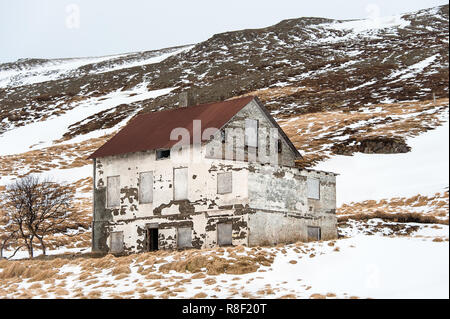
[110,231,124,253]
[217,172,232,194]
[277,139,282,153]
[177,227,192,248]
[156,149,170,160]
[139,171,153,204]
[217,223,233,246]
[307,177,320,200]
[245,119,259,148]
[307,226,321,241]
[107,176,120,208]
[174,167,188,200]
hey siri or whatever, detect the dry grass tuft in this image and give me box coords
[203,278,217,285]
[192,292,208,299]
[111,265,131,276]
[158,248,273,276]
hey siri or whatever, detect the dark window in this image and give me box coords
[277,139,282,153]
[156,149,170,160]
[221,130,226,143]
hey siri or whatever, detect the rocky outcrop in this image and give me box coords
[331,136,411,155]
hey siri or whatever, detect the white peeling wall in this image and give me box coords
[94,146,250,222]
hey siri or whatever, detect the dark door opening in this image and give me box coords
[147,228,159,251]
[307,226,321,242]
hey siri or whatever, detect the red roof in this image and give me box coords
[88,96,256,159]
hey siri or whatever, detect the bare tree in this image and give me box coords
[0,228,22,260]
[2,175,74,258]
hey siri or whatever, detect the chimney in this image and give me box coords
[179,90,196,107]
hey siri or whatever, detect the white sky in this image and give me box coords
[0,0,448,63]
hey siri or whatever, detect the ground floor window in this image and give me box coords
[217,223,233,246]
[307,226,321,241]
[307,177,320,200]
[177,227,192,249]
[110,231,124,253]
[217,172,232,194]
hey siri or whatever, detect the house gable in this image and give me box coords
[204,97,301,166]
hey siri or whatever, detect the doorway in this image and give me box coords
[307,226,321,242]
[146,227,159,251]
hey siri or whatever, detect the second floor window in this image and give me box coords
[139,171,153,204]
[156,149,170,160]
[107,176,120,208]
[307,177,320,200]
[174,167,188,200]
[245,119,258,148]
[217,172,232,194]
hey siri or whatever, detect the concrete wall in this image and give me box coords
[247,165,337,245]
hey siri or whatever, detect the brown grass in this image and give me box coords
[338,211,448,225]
[203,278,217,285]
[277,98,449,167]
[192,292,208,299]
[338,191,449,225]
[158,247,273,275]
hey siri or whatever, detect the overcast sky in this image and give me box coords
[0,0,448,63]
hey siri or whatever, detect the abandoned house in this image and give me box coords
[88,96,337,254]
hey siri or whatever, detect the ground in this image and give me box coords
[0,224,448,299]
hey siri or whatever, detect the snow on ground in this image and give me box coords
[90,46,194,74]
[0,54,128,88]
[0,165,91,187]
[0,86,175,156]
[282,235,448,299]
[329,15,410,33]
[166,236,448,299]
[315,118,449,205]
[0,46,193,88]
[3,246,89,261]
[1,232,448,299]
[388,54,440,81]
